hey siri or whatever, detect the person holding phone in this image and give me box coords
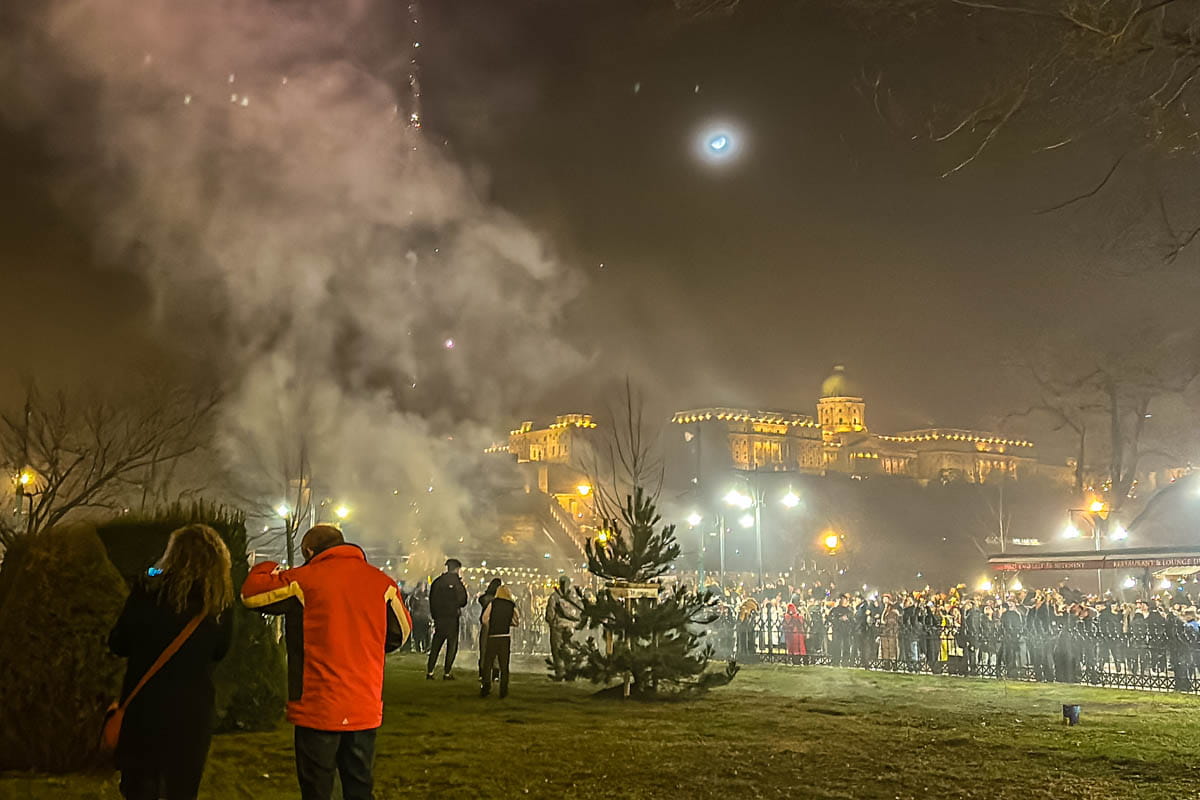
[108,524,235,800]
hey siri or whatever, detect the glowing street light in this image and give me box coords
[738,513,755,529]
[576,484,592,497]
[686,512,703,527]
[1110,524,1128,541]
[17,470,33,487]
[334,505,350,521]
[275,503,290,519]
[977,578,993,592]
[1089,500,1107,513]
[1010,578,1023,592]
[1061,523,1081,539]
[1122,576,1137,589]
[822,532,842,553]
[724,489,752,510]
[781,490,800,509]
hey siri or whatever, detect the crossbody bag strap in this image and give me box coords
[119,612,205,712]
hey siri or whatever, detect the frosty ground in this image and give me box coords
[3,654,1199,800]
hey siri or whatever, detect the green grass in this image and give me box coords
[4,655,1200,799]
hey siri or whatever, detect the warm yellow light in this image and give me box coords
[334,505,350,520]
[977,579,992,592]
[822,533,841,551]
[576,484,592,496]
[17,471,32,487]
[1089,500,1105,513]
[276,504,290,519]
[594,529,610,546]
[1010,578,1023,591]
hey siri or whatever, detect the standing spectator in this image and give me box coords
[735,597,759,659]
[477,577,502,679]
[480,586,520,698]
[1000,600,1025,678]
[879,596,901,664]
[241,525,411,800]
[828,595,854,667]
[782,603,807,658]
[408,582,431,653]
[109,524,235,800]
[546,576,579,678]
[426,558,468,680]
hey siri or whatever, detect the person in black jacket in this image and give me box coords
[426,558,469,679]
[108,524,235,800]
[480,585,521,698]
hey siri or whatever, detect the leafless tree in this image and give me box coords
[0,382,218,546]
[1008,325,1200,510]
[580,381,665,523]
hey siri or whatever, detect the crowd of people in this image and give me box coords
[713,578,1200,689]
[102,521,1200,800]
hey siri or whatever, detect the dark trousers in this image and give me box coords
[549,625,572,677]
[427,618,460,676]
[294,726,376,800]
[412,618,431,652]
[831,628,852,666]
[118,728,211,800]
[481,636,512,696]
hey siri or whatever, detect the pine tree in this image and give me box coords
[562,486,738,697]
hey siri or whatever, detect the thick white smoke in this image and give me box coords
[9,0,584,558]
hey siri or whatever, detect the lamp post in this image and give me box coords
[1062,498,1124,594]
[723,477,801,590]
[687,512,704,587]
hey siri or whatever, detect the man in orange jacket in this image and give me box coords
[242,525,411,800]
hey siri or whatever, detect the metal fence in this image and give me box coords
[724,614,1200,693]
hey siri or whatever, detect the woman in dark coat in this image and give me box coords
[108,524,235,800]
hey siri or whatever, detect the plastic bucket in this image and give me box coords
[1062,704,1081,726]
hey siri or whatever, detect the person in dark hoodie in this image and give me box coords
[425,558,469,680]
[481,585,520,698]
[477,577,502,680]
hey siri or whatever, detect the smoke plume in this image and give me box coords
[3,0,584,559]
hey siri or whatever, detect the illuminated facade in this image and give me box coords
[674,365,1048,484]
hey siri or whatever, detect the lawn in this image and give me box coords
[4,655,1200,799]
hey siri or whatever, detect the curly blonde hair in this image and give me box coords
[154,523,234,617]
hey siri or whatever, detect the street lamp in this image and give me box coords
[722,478,803,589]
[275,503,290,519]
[334,505,350,521]
[686,512,703,527]
[577,484,592,497]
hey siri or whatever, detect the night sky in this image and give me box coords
[2,0,1198,453]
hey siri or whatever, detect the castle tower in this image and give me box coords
[817,365,866,437]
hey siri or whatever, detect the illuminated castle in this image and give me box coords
[673,365,1053,484]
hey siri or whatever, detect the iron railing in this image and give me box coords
[716,613,1200,692]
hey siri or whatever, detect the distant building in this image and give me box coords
[674,365,1062,484]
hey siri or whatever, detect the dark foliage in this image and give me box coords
[0,524,128,771]
[97,501,286,732]
[565,487,738,697]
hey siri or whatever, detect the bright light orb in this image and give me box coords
[694,122,744,166]
[686,512,703,527]
[738,513,755,529]
[781,491,800,509]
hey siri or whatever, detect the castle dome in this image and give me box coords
[820,364,861,398]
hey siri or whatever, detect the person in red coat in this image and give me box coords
[241,525,411,800]
[783,603,807,657]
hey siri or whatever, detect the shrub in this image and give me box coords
[0,524,128,771]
